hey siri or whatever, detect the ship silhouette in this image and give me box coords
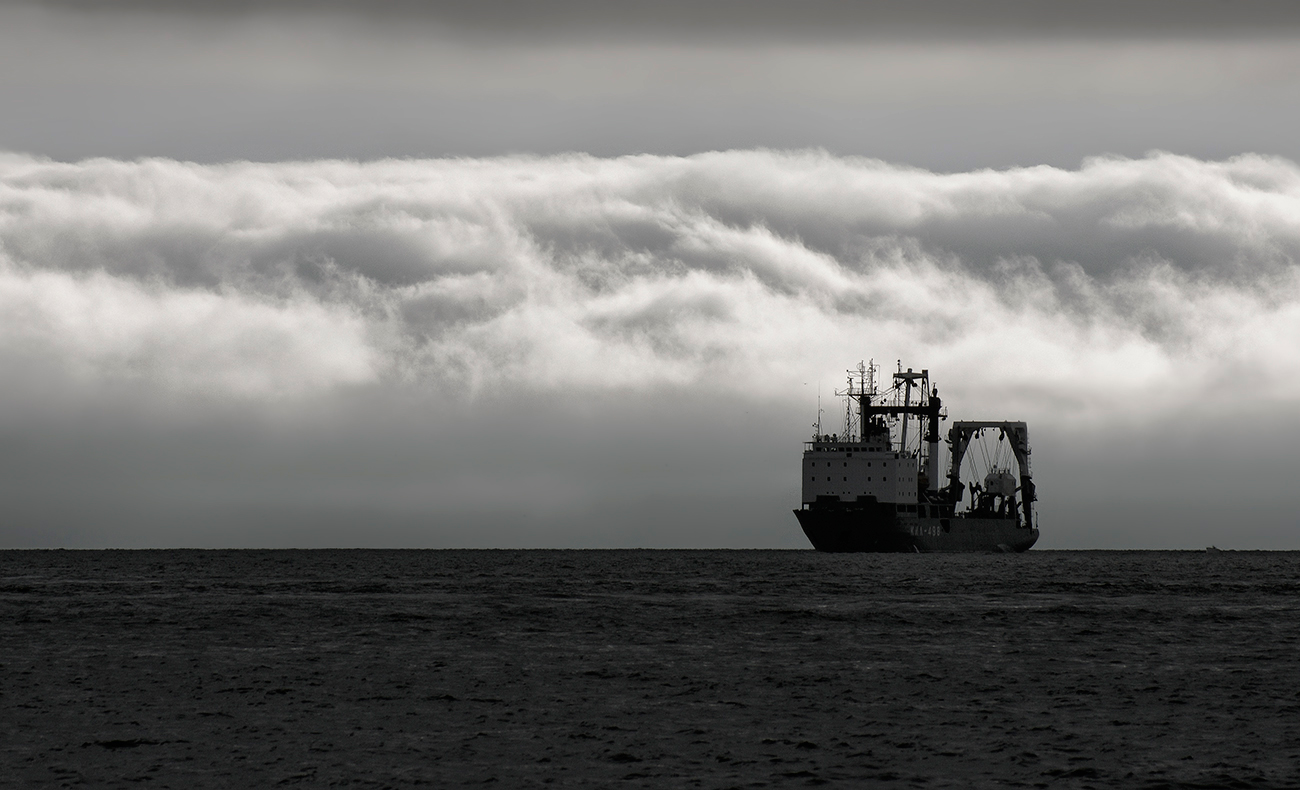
[795,360,1039,552]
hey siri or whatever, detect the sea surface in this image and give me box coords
[2,549,1298,789]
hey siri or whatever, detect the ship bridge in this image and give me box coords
[800,360,942,507]
[801,438,916,506]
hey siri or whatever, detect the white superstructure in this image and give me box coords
[801,360,935,507]
[801,442,918,505]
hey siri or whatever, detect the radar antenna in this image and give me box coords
[814,382,823,439]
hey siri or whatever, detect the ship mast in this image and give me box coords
[815,384,823,439]
[829,361,942,490]
[844,373,854,441]
[894,363,928,456]
[845,360,877,443]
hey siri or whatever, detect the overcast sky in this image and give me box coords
[7,0,1300,168]
[2,1,1299,548]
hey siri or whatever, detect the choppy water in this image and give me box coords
[2,549,1298,788]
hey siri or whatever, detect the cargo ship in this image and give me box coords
[794,361,1038,552]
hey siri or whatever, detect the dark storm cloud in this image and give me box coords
[18,0,1300,38]
[5,1,1300,167]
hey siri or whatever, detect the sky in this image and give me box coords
[2,1,1300,549]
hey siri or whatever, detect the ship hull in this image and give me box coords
[794,504,1038,553]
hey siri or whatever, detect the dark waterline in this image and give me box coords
[4,549,1298,788]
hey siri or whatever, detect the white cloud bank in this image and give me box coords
[5,149,1300,547]
[3,149,1299,424]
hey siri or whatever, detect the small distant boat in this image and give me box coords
[1206,546,1222,554]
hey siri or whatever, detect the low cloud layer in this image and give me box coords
[2,150,1298,547]
[4,150,1299,414]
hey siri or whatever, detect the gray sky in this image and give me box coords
[1,2,1299,548]
[5,1,1300,168]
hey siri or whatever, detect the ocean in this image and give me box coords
[2,549,1297,788]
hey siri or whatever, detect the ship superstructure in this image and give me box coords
[794,361,1039,552]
